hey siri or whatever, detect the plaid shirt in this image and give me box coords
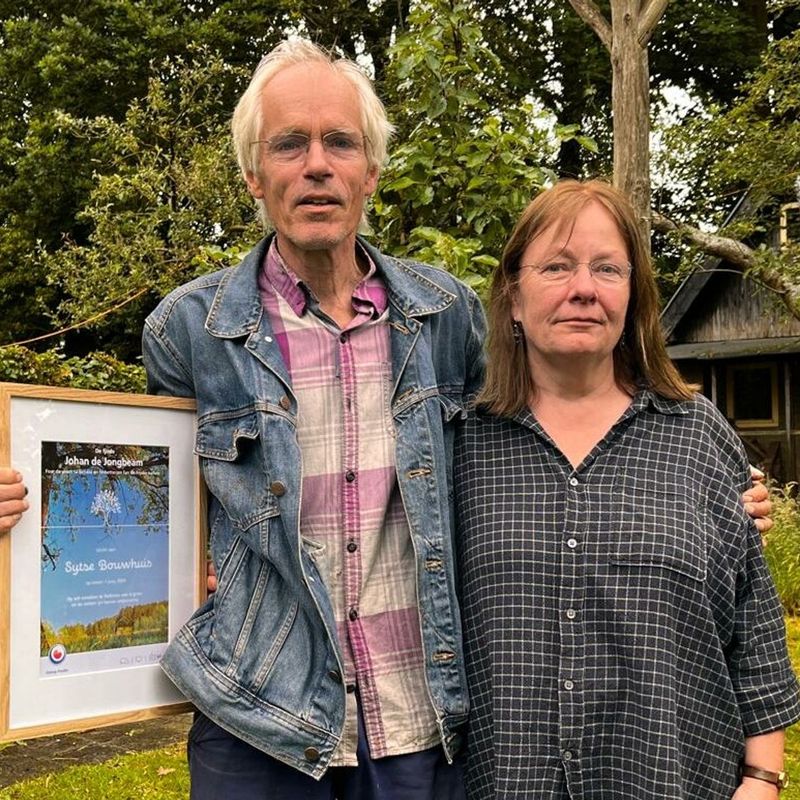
[258,242,439,766]
[455,390,800,800]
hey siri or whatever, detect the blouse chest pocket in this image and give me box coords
[610,483,708,583]
[195,411,278,533]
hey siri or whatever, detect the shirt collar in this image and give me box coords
[631,387,692,416]
[263,239,387,318]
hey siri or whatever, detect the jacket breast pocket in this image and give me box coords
[195,411,278,538]
[610,485,708,583]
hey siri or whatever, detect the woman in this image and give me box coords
[455,180,800,799]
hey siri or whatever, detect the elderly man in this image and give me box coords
[0,38,773,800]
[140,38,482,799]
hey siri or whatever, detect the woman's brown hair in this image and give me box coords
[477,179,694,417]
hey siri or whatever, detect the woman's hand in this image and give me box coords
[731,777,780,799]
[0,467,28,534]
[744,467,772,535]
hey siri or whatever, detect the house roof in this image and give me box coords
[660,193,751,341]
[667,336,800,360]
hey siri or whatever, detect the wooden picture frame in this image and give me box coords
[0,383,204,741]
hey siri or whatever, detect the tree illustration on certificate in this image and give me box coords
[39,441,170,677]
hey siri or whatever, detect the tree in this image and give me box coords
[372,0,565,295]
[37,51,259,361]
[0,0,289,346]
[567,0,670,244]
[653,17,800,317]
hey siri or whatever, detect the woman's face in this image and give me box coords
[511,201,631,367]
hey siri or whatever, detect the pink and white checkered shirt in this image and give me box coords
[258,240,440,765]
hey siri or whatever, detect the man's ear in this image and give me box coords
[244,170,264,199]
[364,164,379,196]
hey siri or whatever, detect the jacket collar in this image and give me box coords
[205,234,455,338]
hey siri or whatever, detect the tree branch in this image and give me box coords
[567,0,612,51]
[637,0,670,46]
[652,212,757,270]
[653,211,800,318]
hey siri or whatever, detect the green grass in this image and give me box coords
[3,623,800,798]
[0,742,189,799]
[784,616,800,800]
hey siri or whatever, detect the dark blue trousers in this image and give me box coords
[187,707,465,800]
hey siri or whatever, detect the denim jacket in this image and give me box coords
[142,235,486,778]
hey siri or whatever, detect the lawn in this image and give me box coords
[2,621,800,799]
[0,743,189,799]
[784,616,800,800]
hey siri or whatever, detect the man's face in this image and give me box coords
[244,63,379,266]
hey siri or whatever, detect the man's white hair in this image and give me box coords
[231,38,394,229]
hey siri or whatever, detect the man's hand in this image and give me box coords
[744,467,773,535]
[207,560,218,594]
[0,468,29,534]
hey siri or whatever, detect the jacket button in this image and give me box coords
[270,481,286,496]
[304,747,320,762]
[328,669,342,682]
[279,395,291,410]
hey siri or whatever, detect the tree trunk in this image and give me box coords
[611,0,652,242]
[568,0,669,252]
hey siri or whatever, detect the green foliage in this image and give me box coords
[39,50,259,360]
[0,346,145,393]
[374,0,563,296]
[658,19,800,225]
[764,484,800,614]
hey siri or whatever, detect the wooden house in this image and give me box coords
[662,199,800,483]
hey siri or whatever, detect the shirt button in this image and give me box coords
[345,470,356,483]
[339,333,348,343]
[304,747,320,762]
[569,477,579,486]
[346,684,356,693]
[347,541,358,553]
[279,395,291,410]
[564,680,574,690]
[566,538,578,549]
[566,608,577,619]
[563,750,573,761]
[348,607,359,621]
[270,481,286,496]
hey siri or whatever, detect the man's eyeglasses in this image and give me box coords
[519,260,633,286]
[251,132,368,163]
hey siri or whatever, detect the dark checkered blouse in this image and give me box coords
[454,390,800,800]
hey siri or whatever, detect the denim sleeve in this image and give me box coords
[142,311,195,398]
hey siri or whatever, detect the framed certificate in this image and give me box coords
[0,383,204,741]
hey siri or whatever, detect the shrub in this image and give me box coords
[764,482,800,614]
[0,345,145,393]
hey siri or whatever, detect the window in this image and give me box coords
[726,363,779,428]
[780,202,800,246]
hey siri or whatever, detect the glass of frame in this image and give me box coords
[0,382,205,741]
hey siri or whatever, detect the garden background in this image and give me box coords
[1,0,799,794]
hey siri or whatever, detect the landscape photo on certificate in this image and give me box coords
[39,441,170,678]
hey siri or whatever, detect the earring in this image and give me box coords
[512,320,523,346]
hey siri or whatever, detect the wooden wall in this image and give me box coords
[675,272,800,344]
